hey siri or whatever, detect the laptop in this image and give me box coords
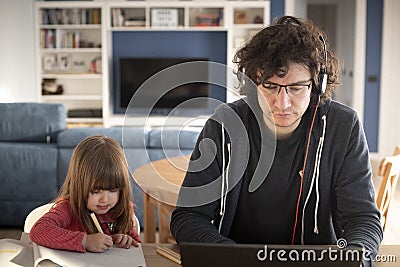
[180,243,364,267]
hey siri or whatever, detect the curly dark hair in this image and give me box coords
[233,16,341,103]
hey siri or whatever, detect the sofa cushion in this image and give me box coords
[0,143,58,201]
[2,201,49,226]
[0,103,66,142]
[122,126,150,148]
[57,126,149,148]
[57,127,123,147]
[148,126,202,149]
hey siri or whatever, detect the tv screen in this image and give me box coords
[117,57,211,115]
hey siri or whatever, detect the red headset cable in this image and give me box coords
[291,99,320,245]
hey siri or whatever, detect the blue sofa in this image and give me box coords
[0,103,201,228]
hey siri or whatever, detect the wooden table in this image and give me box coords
[142,244,180,267]
[133,155,190,243]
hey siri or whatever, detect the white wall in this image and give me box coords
[0,0,37,102]
[379,0,400,157]
[335,0,355,108]
[285,0,308,17]
[287,0,358,110]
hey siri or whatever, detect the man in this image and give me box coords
[170,16,382,266]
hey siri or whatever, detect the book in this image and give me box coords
[155,244,181,265]
[33,243,147,267]
[0,238,147,267]
[0,238,33,267]
[124,20,146,27]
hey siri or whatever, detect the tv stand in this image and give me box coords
[150,109,170,116]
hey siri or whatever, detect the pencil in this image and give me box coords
[90,212,104,234]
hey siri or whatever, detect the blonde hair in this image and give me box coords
[58,135,133,234]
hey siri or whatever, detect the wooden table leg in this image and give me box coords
[143,191,156,243]
[156,201,176,244]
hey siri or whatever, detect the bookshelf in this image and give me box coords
[34,1,269,126]
[35,1,106,124]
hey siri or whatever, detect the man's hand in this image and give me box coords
[84,233,113,252]
[112,233,139,249]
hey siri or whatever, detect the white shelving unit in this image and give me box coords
[227,2,269,104]
[35,1,106,125]
[34,1,269,127]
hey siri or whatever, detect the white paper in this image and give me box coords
[0,238,33,267]
[33,243,147,267]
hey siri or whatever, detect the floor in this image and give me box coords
[0,227,22,240]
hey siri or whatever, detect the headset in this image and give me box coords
[315,33,328,96]
[280,16,328,96]
[291,32,329,245]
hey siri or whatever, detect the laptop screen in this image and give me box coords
[180,243,363,267]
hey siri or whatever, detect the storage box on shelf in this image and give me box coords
[35,1,105,125]
[231,5,267,50]
[189,7,224,27]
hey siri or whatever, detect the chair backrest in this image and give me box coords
[376,146,400,231]
[133,213,141,235]
[24,203,54,233]
[24,203,141,235]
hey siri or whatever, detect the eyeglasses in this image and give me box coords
[261,80,312,98]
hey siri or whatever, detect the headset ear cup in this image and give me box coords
[317,72,328,95]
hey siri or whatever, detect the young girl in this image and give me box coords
[30,135,141,253]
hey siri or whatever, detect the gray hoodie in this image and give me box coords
[171,97,382,265]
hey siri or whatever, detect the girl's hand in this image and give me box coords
[84,233,113,253]
[112,233,139,249]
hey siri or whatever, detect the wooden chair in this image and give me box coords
[376,146,400,231]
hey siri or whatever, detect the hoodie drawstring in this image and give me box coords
[219,123,226,218]
[301,115,327,244]
[219,123,231,233]
[218,113,327,240]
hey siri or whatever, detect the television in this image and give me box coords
[116,57,223,116]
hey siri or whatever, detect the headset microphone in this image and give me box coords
[316,34,328,95]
